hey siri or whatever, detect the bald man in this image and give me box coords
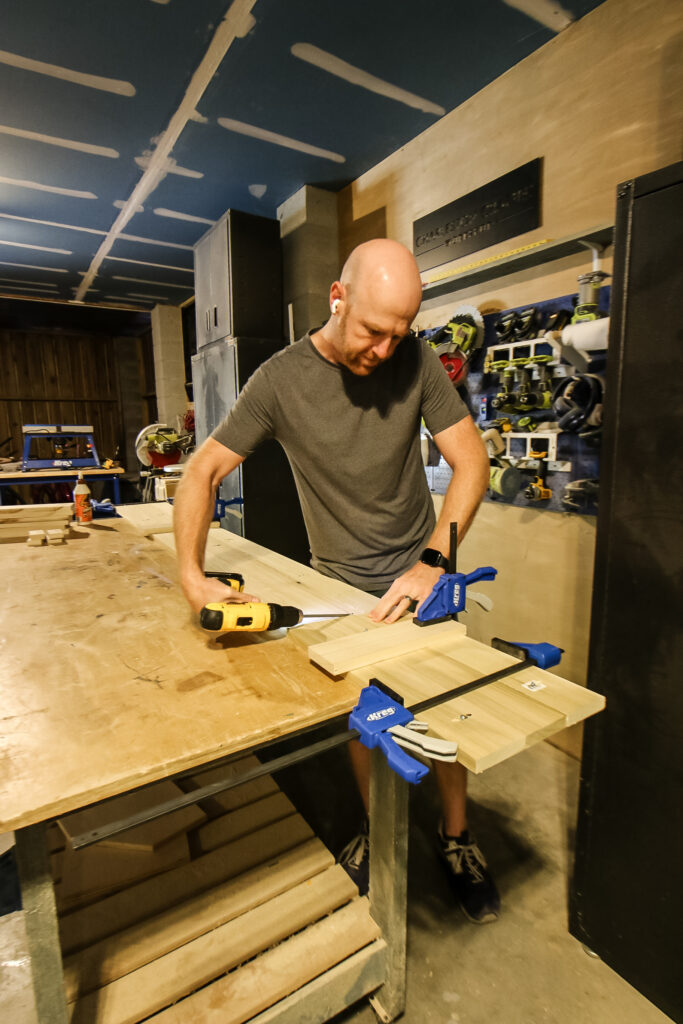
[174,239,499,923]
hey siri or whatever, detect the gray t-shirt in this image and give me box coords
[212,333,468,589]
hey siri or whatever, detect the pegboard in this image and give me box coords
[421,288,610,515]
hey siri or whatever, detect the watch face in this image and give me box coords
[421,547,447,568]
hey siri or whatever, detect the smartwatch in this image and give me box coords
[420,547,449,571]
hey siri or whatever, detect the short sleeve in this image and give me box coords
[211,362,276,457]
[419,342,469,435]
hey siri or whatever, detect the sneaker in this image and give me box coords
[338,819,369,895]
[437,822,500,923]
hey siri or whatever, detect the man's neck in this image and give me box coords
[310,324,340,365]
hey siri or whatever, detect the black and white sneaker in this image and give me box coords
[338,819,369,895]
[437,821,500,923]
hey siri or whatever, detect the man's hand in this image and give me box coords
[369,562,444,624]
[184,576,260,616]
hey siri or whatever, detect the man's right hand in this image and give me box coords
[183,576,259,616]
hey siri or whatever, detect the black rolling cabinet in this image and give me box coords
[569,162,683,1022]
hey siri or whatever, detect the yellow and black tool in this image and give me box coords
[204,570,246,591]
[200,571,347,633]
[200,601,304,632]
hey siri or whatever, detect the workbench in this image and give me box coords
[0,466,124,505]
[0,504,604,1023]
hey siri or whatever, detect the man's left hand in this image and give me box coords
[369,562,444,623]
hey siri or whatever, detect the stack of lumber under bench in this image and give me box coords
[52,756,383,1024]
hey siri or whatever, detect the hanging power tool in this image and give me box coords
[524,453,552,502]
[427,305,484,384]
[561,478,599,513]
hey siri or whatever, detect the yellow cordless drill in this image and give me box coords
[200,571,327,633]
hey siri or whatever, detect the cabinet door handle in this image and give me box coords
[206,310,210,333]
[214,306,218,328]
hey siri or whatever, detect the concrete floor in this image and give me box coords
[0,741,673,1024]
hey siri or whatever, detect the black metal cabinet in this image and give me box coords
[194,210,283,347]
[569,162,683,1022]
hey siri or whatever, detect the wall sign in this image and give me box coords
[413,158,542,272]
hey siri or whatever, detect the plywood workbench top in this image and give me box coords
[0,517,371,833]
[0,505,604,833]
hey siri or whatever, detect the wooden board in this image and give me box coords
[0,503,72,523]
[57,781,206,852]
[149,898,381,1024]
[62,839,334,1002]
[244,941,386,1024]
[140,508,378,616]
[59,816,315,955]
[0,502,73,542]
[66,866,357,1024]
[307,617,467,675]
[194,792,296,855]
[295,617,605,773]
[55,834,190,913]
[115,502,219,536]
[187,756,279,814]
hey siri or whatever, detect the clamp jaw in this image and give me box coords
[414,566,498,626]
[348,682,458,785]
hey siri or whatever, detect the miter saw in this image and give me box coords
[427,305,484,384]
[135,423,193,469]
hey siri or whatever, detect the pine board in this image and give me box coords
[62,839,334,1002]
[0,503,73,524]
[244,941,387,1024]
[66,866,356,1024]
[187,756,279,814]
[307,618,467,675]
[57,781,206,852]
[59,815,314,955]
[295,618,605,773]
[55,835,190,913]
[149,898,381,1024]
[195,792,296,855]
[148,520,377,616]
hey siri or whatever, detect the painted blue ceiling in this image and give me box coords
[0,0,607,315]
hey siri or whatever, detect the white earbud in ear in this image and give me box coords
[331,299,341,314]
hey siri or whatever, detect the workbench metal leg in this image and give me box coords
[14,823,68,1024]
[368,750,409,1022]
[112,476,121,505]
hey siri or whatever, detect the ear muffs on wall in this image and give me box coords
[552,373,604,432]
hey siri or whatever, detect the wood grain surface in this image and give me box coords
[0,517,368,832]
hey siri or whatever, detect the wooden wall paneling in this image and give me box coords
[0,329,132,468]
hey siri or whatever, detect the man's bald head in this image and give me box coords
[340,239,423,324]
[312,238,423,375]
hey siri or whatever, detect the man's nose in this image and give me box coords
[371,337,394,359]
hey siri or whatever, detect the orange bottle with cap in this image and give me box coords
[74,474,93,523]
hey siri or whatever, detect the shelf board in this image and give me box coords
[420,224,613,310]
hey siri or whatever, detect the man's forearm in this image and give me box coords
[427,450,489,560]
[430,466,489,561]
[173,461,217,598]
